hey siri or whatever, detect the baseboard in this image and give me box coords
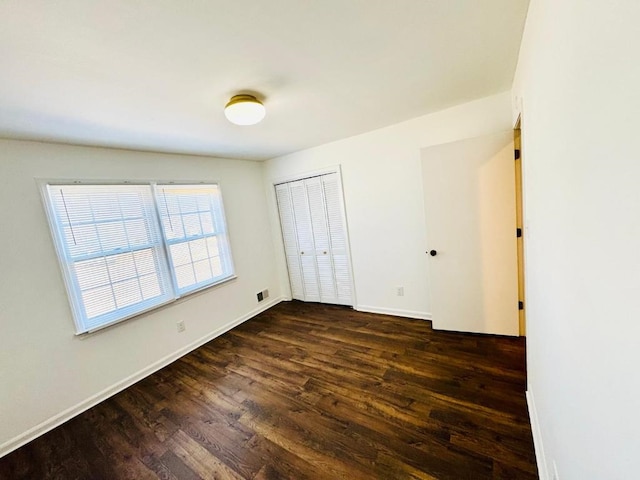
[355,304,432,321]
[527,389,548,480]
[0,295,286,458]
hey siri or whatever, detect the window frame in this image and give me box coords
[39,179,237,335]
[154,183,235,297]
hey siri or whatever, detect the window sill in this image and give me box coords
[75,275,238,338]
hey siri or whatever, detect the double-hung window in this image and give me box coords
[43,182,235,334]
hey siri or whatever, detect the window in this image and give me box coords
[43,182,235,334]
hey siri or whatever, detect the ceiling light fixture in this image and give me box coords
[224,94,265,126]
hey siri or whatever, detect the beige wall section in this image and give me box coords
[264,92,514,320]
[513,0,640,478]
[0,139,282,455]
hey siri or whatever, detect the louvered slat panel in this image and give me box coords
[316,253,337,302]
[323,173,347,254]
[300,255,320,301]
[286,255,305,300]
[275,184,299,256]
[305,177,330,251]
[276,184,305,300]
[322,173,352,305]
[289,181,315,253]
[333,254,353,305]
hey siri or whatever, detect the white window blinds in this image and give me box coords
[155,184,234,295]
[44,182,235,334]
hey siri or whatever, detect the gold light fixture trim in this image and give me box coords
[224,94,266,126]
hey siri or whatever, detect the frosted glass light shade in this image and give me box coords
[224,94,265,125]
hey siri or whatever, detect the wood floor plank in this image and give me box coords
[167,430,246,480]
[246,434,319,480]
[0,300,537,479]
[238,409,373,480]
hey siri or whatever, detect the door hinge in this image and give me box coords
[518,301,524,310]
[516,227,522,238]
[515,149,521,160]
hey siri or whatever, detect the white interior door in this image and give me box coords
[289,180,321,302]
[275,183,304,300]
[422,131,519,336]
[306,176,338,303]
[322,173,353,305]
[275,172,353,306]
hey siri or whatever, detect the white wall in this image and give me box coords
[264,92,513,320]
[513,1,640,478]
[0,139,282,456]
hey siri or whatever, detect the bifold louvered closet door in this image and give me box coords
[275,173,353,306]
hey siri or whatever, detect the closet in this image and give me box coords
[275,172,353,306]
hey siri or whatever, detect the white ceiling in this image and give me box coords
[0,0,530,161]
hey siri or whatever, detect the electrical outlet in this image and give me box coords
[396,286,404,296]
[177,320,186,332]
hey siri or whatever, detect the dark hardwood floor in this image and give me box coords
[0,301,537,480]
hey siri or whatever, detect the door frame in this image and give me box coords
[271,165,357,307]
[514,115,526,336]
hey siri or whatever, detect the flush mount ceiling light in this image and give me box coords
[224,94,266,126]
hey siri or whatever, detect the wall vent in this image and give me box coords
[257,289,269,302]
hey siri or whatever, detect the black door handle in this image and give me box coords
[428,250,437,256]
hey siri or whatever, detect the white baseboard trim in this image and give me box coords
[355,304,432,321]
[0,295,286,459]
[527,389,548,480]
